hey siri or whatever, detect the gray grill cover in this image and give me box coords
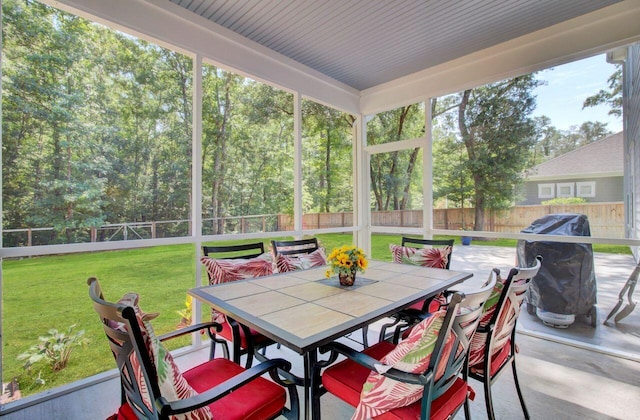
[516,213,597,315]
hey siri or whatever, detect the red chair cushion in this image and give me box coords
[322,341,469,420]
[117,358,286,420]
[115,403,136,419]
[216,319,271,349]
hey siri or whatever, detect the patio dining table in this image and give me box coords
[188,259,472,420]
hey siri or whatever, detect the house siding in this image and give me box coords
[624,42,640,259]
[519,176,623,205]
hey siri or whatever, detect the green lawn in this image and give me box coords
[2,234,631,395]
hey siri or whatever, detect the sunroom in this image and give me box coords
[2,0,640,419]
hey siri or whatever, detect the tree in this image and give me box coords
[368,104,425,211]
[302,101,354,214]
[432,129,473,228]
[3,1,110,243]
[583,65,622,117]
[3,0,196,243]
[456,75,540,231]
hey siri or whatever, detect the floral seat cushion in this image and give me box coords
[275,247,327,272]
[389,244,451,269]
[116,293,213,419]
[390,244,451,313]
[200,254,274,325]
[352,310,454,420]
[467,274,511,368]
[200,253,273,285]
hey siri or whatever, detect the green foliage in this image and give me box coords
[583,65,622,118]
[302,100,355,213]
[3,244,195,395]
[541,197,587,205]
[368,103,425,211]
[17,324,88,375]
[533,119,612,161]
[432,128,473,212]
[2,0,195,244]
[433,76,541,230]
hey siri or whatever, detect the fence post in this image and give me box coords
[28,228,32,247]
[151,222,156,239]
[91,227,97,242]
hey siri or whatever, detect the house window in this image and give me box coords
[576,181,596,198]
[556,182,574,198]
[538,183,555,199]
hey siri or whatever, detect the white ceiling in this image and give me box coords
[168,0,621,90]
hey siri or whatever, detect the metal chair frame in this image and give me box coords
[202,242,275,368]
[463,256,542,420]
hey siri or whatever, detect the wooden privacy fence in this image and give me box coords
[279,202,625,237]
[3,202,624,247]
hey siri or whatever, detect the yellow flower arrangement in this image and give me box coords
[325,245,368,278]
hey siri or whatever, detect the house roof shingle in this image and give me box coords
[527,132,623,180]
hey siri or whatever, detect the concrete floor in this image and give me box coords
[305,319,640,420]
[4,245,639,419]
[451,244,640,360]
[309,245,640,419]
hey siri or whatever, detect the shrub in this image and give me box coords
[541,197,587,205]
[17,324,88,376]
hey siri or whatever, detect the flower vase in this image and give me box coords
[339,270,356,286]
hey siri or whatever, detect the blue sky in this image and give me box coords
[532,54,622,133]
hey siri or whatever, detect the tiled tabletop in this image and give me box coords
[189,260,472,353]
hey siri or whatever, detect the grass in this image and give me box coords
[2,234,631,396]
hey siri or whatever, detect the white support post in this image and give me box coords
[192,54,204,338]
[293,92,303,235]
[355,115,371,255]
[423,99,434,239]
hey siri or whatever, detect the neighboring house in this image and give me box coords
[519,132,623,205]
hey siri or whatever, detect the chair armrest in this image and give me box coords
[320,342,431,386]
[157,322,221,342]
[475,323,495,334]
[156,358,292,416]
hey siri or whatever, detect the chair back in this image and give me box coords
[271,238,319,256]
[202,242,266,283]
[87,277,161,419]
[427,271,497,404]
[401,237,454,269]
[202,242,265,259]
[488,255,542,356]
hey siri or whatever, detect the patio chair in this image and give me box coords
[315,273,496,420]
[464,255,542,420]
[87,277,298,420]
[271,237,320,257]
[201,242,276,368]
[378,237,455,342]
